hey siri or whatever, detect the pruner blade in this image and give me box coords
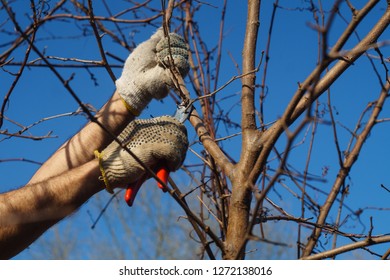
[172,102,193,123]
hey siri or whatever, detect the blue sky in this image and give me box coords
[1,1,390,259]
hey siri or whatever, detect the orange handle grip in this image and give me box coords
[156,167,169,192]
[124,177,144,207]
[124,168,169,207]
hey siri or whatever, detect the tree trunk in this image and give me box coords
[223,0,261,260]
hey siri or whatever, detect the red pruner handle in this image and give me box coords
[156,167,169,193]
[124,187,137,207]
[124,177,144,207]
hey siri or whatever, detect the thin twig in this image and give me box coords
[87,0,116,82]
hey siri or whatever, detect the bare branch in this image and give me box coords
[303,80,390,256]
[302,235,390,260]
[87,0,116,82]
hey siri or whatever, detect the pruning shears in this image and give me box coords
[124,102,193,207]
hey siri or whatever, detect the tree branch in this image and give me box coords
[87,0,116,82]
[301,235,390,260]
[249,0,390,185]
[303,79,390,256]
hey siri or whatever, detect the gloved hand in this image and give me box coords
[116,28,189,116]
[94,116,188,196]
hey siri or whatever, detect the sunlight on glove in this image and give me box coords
[94,116,188,194]
[116,29,189,116]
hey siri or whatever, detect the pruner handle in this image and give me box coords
[124,167,170,207]
[156,167,169,192]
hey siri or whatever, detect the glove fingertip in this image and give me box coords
[156,32,187,52]
[150,27,165,41]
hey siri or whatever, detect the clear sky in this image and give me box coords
[1,1,390,259]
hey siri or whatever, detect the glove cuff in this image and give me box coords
[94,150,113,194]
[95,149,130,194]
[116,78,152,116]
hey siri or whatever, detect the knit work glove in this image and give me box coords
[116,28,189,116]
[94,116,188,194]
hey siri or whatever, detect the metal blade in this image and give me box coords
[172,102,193,123]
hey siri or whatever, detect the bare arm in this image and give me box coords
[0,159,103,259]
[0,115,189,259]
[29,29,189,185]
[0,30,190,259]
[28,91,134,184]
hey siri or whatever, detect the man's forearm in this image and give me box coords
[29,91,134,184]
[0,160,104,259]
